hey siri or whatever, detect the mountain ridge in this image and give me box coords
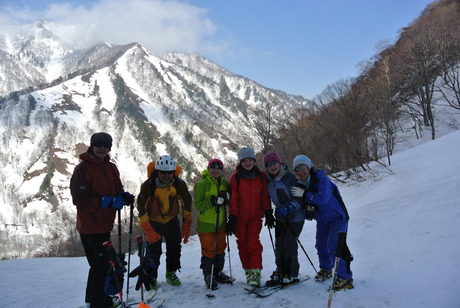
[0,20,311,259]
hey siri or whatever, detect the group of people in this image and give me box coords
[70,132,353,308]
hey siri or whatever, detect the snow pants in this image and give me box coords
[80,232,113,308]
[274,221,304,277]
[315,219,352,279]
[234,218,263,269]
[146,217,182,276]
[199,231,227,274]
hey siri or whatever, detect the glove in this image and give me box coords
[117,191,135,204]
[140,221,162,243]
[100,196,124,209]
[210,195,225,209]
[104,253,126,295]
[105,266,125,295]
[129,256,158,291]
[264,209,275,229]
[181,219,192,244]
[290,186,306,198]
[225,215,237,235]
[275,204,296,219]
[305,204,317,221]
[218,191,230,204]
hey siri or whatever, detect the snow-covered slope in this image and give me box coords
[1,129,459,308]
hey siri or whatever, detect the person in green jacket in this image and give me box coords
[194,158,234,290]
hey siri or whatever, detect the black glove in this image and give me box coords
[225,215,237,235]
[218,191,230,204]
[305,204,318,221]
[128,256,157,291]
[264,209,275,229]
[211,194,226,210]
[117,191,135,205]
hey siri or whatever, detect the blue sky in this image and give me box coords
[0,0,434,99]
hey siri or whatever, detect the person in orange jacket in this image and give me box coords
[136,155,192,288]
[226,147,274,287]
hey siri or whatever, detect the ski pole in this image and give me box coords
[226,232,233,284]
[297,238,318,274]
[327,232,346,308]
[135,236,145,304]
[126,202,135,300]
[223,201,233,284]
[118,209,123,256]
[206,202,221,298]
[287,223,318,274]
[267,226,276,253]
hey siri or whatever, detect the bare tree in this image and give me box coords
[253,96,277,154]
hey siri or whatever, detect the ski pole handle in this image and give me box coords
[335,232,346,258]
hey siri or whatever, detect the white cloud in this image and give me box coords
[0,0,225,53]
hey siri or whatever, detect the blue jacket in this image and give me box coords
[266,164,305,223]
[297,168,348,224]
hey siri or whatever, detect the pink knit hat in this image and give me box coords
[208,158,224,168]
[263,152,281,166]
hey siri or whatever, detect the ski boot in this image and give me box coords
[214,271,235,284]
[315,268,332,282]
[204,274,218,290]
[265,270,282,286]
[331,277,354,291]
[166,271,181,286]
[246,269,261,287]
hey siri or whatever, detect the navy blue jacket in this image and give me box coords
[266,164,305,223]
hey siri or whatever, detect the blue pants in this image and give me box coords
[315,219,352,279]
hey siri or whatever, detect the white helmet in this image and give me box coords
[156,155,176,171]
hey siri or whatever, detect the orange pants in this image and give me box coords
[198,231,227,259]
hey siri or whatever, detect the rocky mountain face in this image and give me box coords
[0,21,311,259]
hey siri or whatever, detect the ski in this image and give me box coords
[245,275,311,298]
[150,298,165,308]
[126,289,158,307]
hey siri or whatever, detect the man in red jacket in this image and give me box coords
[226,147,273,287]
[70,132,133,308]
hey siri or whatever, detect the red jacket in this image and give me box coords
[228,166,271,221]
[70,151,124,234]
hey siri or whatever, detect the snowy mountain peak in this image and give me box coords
[0,20,312,259]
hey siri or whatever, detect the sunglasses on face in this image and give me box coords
[92,142,111,148]
[294,164,308,172]
[159,170,174,175]
[209,165,223,170]
[265,161,279,168]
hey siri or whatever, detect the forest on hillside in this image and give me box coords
[262,0,460,175]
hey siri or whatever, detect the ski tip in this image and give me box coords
[206,293,216,298]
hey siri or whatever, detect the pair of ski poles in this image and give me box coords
[267,224,347,308]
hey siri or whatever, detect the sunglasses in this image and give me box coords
[209,165,223,170]
[294,164,308,172]
[159,170,174,175]
[265,161,279,168]
[92,142,111,148]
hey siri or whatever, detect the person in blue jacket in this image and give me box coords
[263,152,305,286]
[290,154,353,291]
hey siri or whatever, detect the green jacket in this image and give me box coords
[194,169,229,233]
